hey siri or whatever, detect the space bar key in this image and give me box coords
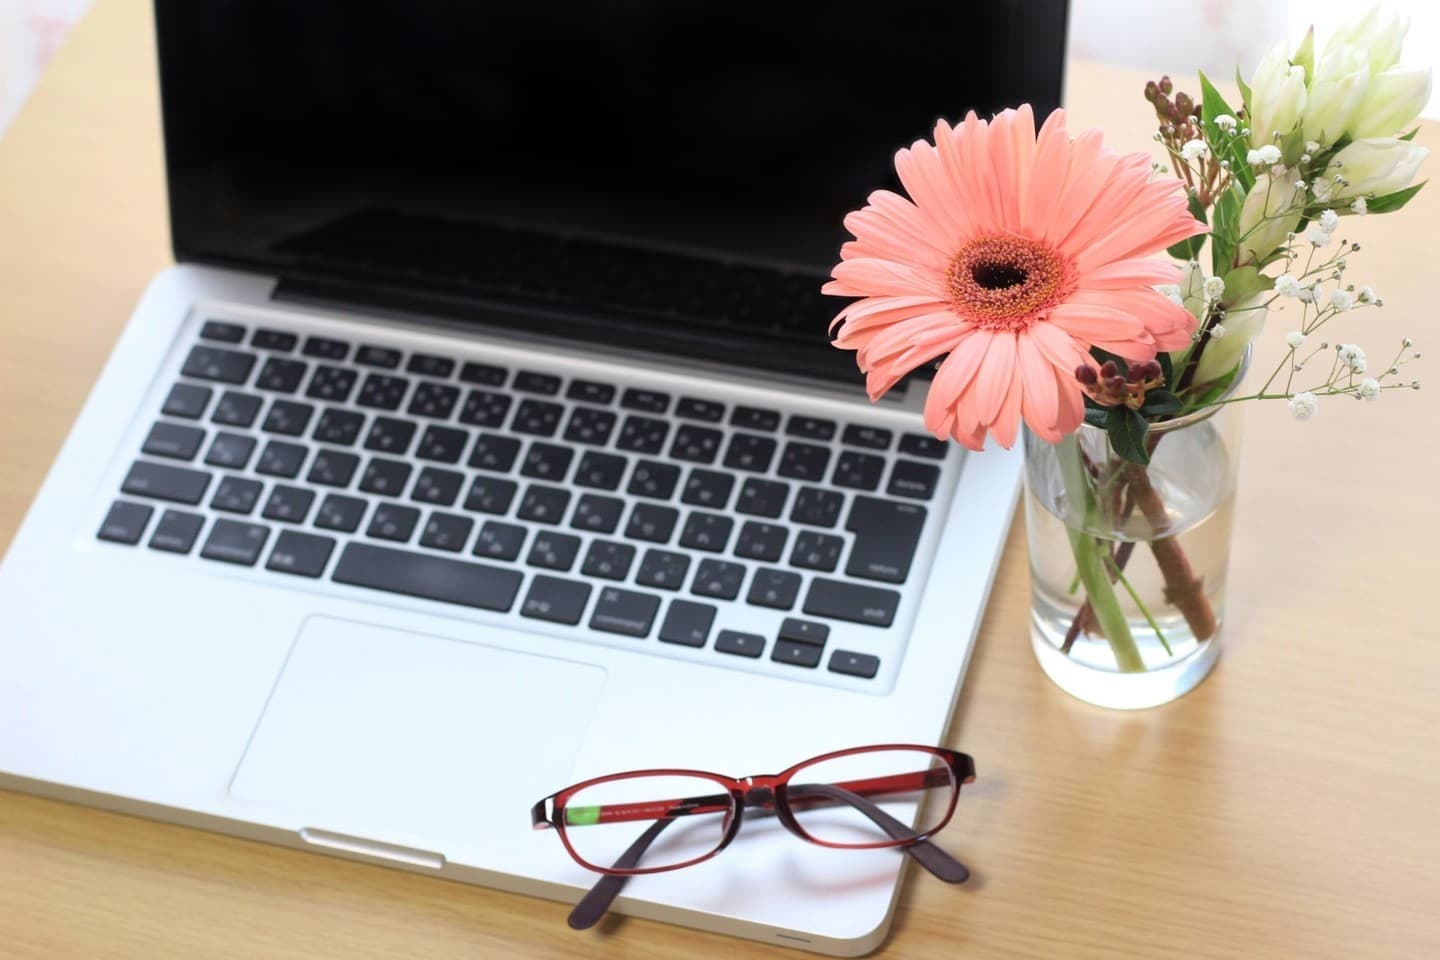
[332,542,523,612]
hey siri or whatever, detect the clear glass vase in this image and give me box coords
[1023,370,1246,710]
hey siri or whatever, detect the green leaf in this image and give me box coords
[1235,67,1252,120]
[1280,127,1307,168]
[1365,181,1427,214]
[1105,406,1151,465]
[1200,71,1252,193]
[1220,264,1270,307]
[1167,191,1210,259]
[1158,350,1175,389]
[1084,407,1109,428]
[1209,181,1245,274]
[1139,389,1183,419]
[1292,27,1315,84]
[1189,364,1241,407]
[1399,127,1419,142]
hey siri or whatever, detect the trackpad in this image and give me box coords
[229,616,606,854]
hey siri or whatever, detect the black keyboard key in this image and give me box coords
[772,641,822,669]
[359,457,413,496]
[591,587,662,638]
[364,417,416,455]
[624,503,678,543]
[512,399,564,437]
[161,382,212,419]
[121,461,211,505]
[898,433,949,459]
[406,353,455,378]
[315,494,367,532]
[616,415,669,454]
[142,421,205,461]
[527,531,582,571]
[723,433,777,473]
[521,442,574,481]
[678,512,732,553]
[205,432,256,470]
[261,399,315,436]
[212,391,262,427]
[790,530,844,572]
[463,476,518,515]
[635,549,690,591]
[572,494,625,534]
[567,379,616,405]
[307,450,360,488]
[846,496,926,584]
[251,328,297,352]
[261,485,315,523]
[574,451,627,490]
[829,650,881,679]
[98,500,152,544]
[736,478,790,518]
[468,433,523,473]
[333,541,522,612]
[731,405,780,431]
[746,568,801,610]
[419,512,473,552]
[627,460,680,500]
[563,407,617,446]
[790,487,844,528]
[803,578,901,627]
[211,475,263,514]
[357,373,410,410]
[692,559,745,600]
[842,425,893,450]
[267,530,336,577]
[580,540,636,581]
[200,320,244,343]
[474,520,527,560]
[355,345,402,369]
[459,389,512,427]
[302,336,350,361]
[658,600,716,648]
[256,441,308,478]
[620,388,670,413]
[517,484,571,524]
[888,460,940,500]
[514,371,562,395]
[148,509,203,554]
[785,415,837,441]
[459,362,507,386]
[670,425,723,464]
[408,381,461,420]
[735,521,788,562]
[779,617,829,646]
[778,442,831,482]
[412,467,464,506]
[416,425,468,463]
[833,451,885,491]
[306,365,358,403]
[367,502,420,542]
[182,345,255,385]
[314,408,365,446]
[200,519,270,566]
[680,469,734,509]
[715,630,765,658]
[521,576,592,625]
[255,357,307,393]
[676,397,724,422]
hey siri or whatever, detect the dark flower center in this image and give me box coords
[946,234,1076,331]
[971,262,1029,290]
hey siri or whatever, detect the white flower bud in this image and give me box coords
[1180,139,1209,162]
[1348,68,1434,139]
[1248,45,1308,147]
[1338,343,1367,374]
[1326,6,1409,77]
[1351,197,1368,215]
[1195,294,1267,385]
[1307,224,1332,246]
[1285,330,1307,348]
[1357,286,1377,303]
[1303,45,1370,146]
[1323,137,1430,201]
[1289,391,1320,421]
[1237,175,1303,266]
[1215,114,1238,134]
[1358,378,1382,401]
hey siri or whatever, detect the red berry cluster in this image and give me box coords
[1075,359,1165,410]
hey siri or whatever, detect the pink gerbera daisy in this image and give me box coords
[825,105,1207,449]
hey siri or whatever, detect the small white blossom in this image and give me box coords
[1209,323,1228,339]
[1358,378,1382,401]
[1203,276,1226,299]
[1285,331,1307,348]
[1156,283,1183,305]
[1330,290,1355,311]
[1351,197,1368,215]
[1312,178,1334,202]
[1297,285,1316,304]
[1247,144,1283,166]
[1307,224,1332,246]
[1289,392,1320,420]
[1180,139,1209,162]
[1338,343,1367,374]
[1274,274,1302,297]
[1215,114,1238,134]
[1305,140,1321,155]
[1294,179,1308,193]
[1319,209,1339,232]
[1357,286,1377,303]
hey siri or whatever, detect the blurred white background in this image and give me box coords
[0,0,1436,138]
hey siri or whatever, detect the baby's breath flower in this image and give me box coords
[1312,178,1333,202]
[1358,378,1382,401]
[1294,179,1308,193]
[1180,139,1208,162]
[1215,114,1238,134]
[1351,197,1368,215]
[1209,322,1228,339]
[1357,286,1377,303]
[1289,392,1320,421]
[1305,140,1321,155]
[1338,343,1367,374]
[1285,330,1307,348]
[1274,274,1302,297]
[1307,224,1332,246]
[1319,209,1340,232]
[1156,283,1183,305]
[1252,144,1282,165]
[1330,289,1354,311]
[1203,276,1226,299]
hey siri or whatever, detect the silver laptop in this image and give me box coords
[0,1,1066,953]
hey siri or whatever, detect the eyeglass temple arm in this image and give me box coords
[567,817,674,930]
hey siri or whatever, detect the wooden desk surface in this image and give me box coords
[2,1,1437,956]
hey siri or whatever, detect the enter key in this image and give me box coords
[844,496,927,584]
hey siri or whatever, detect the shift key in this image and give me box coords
[803,578,900,628]
[844,496,926,584]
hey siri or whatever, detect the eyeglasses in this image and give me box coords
[530,743,976,929]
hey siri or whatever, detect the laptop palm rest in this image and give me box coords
[228,616,607,855]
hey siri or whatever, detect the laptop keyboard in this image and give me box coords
[96,317,954,688]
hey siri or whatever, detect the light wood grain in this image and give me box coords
[2,1,1438,956]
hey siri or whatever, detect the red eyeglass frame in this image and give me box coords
[530,743,975,876]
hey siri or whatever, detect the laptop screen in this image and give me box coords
[155,1,1068,383]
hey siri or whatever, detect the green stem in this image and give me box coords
[1104,551,1174,657]
[1055,436,1146,673]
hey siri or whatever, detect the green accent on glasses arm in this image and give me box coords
[565,806,601,826]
